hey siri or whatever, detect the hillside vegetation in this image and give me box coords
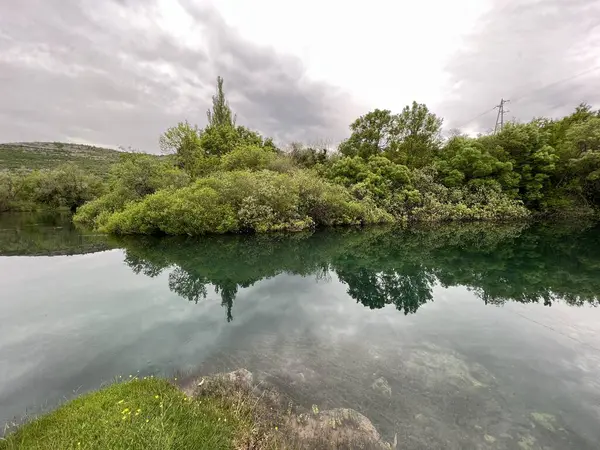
[0,142,123,176]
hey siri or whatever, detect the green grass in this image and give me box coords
[0,142,123,177]
[0,378,257,450]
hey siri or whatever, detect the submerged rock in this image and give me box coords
[287,407,394,449]
[181,368,254,397]
[371,376,392,398]
[530,412,557,432]
[181,368,395,449]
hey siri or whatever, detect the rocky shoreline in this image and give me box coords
[181,368,396,449]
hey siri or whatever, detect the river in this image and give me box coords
[1,213,599,449]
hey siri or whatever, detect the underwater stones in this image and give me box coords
[530,412,557,432]
[371,376,392,398]
[288,407,392,449]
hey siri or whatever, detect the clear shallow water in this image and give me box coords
[1,214,600,449]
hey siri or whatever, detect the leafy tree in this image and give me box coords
[158,121,203,173]
[323,156,412,201]
[206,76,236,128]
[288,142,329,168]
[436,137,518,192]
[390,101,443,167]
[560,117,600,157]
[568,151,600,205]
[540,103,598,150]
[339,102,442,168]
[199,124,278,157]
[31,164,104,211]
[479,122,558,205]
[220,144,277,171]
[339,109,397,159]
[0,170,28,211]
[0,165,103,212]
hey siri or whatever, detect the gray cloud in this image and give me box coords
[437,0,600,133]
[0,0,361,151]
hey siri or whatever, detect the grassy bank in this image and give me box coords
[1,370,393,450]
[0,377,266,450]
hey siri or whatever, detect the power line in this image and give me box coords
[457,65,600,131]
[454,106,497,129]
[510,65,600,105]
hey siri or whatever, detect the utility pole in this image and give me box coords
[494,98,510,134]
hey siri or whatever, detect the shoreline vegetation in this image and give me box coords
[0,369,395,450]
[0,76,599,234]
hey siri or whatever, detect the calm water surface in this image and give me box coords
[1,213,600,449]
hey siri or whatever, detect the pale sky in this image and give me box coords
[1,0,599,151]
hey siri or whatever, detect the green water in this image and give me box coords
[1,213,600,449]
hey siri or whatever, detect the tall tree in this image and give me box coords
[206,76,236,128]
[391,101,443,168]
[339,103,442,168]
[339,109,398,159]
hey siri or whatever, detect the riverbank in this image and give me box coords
[1,370,393,450]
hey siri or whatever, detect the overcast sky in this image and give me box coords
[1,0,599,152]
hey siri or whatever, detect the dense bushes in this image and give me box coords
[0,164,103,212]
[95,170,393,235]
[73,154,189,228]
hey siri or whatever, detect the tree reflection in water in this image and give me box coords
[117,221,600,322]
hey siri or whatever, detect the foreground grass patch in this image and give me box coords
[0,378,252,450]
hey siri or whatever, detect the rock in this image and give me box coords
[294,372,306,383]
[484,434,496,443]
[530,412,557,432]
[224,368,254,388]
[287,407,393,449]
[371,376,392,398]
[179,369,394,448]
[517,435,536,450]
[181,368,254,397]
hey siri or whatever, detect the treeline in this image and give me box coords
[3,76,600,234]
[0,164,104,212]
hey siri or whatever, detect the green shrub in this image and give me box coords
[0,165,104,212]
[321,155,412,201]
[97,170,393,235]
[108,154,190,198]
[220,145,277,171]
[74,154,189,227]
[102,186,238,235]
[407,169,529,222]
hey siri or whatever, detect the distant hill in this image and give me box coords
[0,142,124,176]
